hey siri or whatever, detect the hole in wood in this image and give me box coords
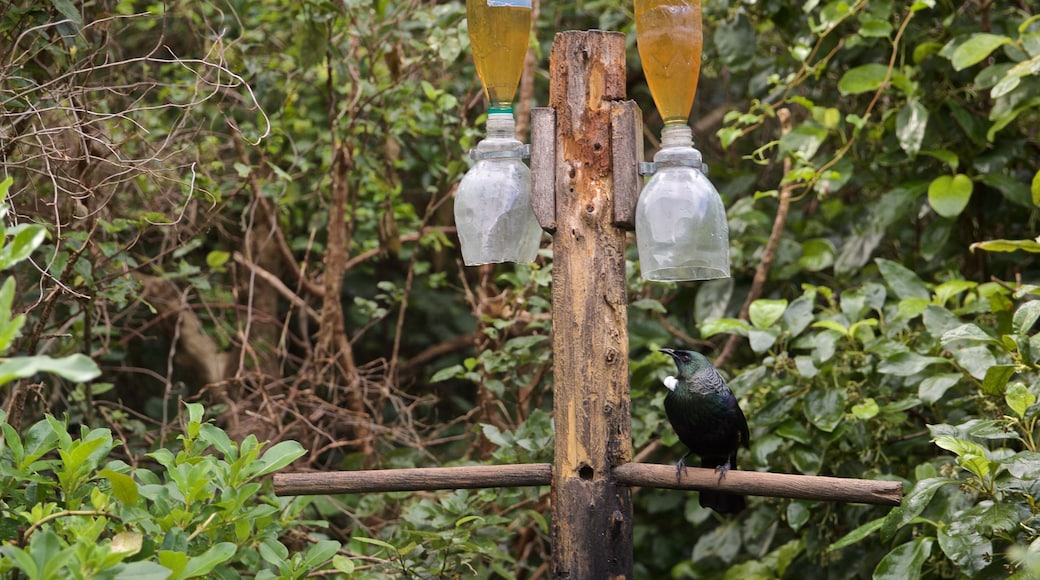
[578,464,594,480]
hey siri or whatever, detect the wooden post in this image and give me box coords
[545,30,633,580]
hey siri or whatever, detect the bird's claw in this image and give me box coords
[714,461,731,484]
[675,456,689,483]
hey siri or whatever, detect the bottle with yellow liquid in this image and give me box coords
[467,0,532,113]
[634,0,703,125]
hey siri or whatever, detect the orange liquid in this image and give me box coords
[634,0,703,125]
[467,0,532,112]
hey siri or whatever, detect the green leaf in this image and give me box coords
[951,345,996,380]
[481,423,509,447]
[246,440,306,479]
[783,296,815,337]
[878,352,948,376]
[981,365,1017,395]
[918,373,962,403]
[838,63,890,95]
[798,238,835,272]
[431,364,463,383]
[910,0,935,12]
[1004,451,1040,479]
[631,298,667,313]
[749,299,788,329]
[804,388,846,432]
[198,424,236,459]
[780,124,829,160]
[700,318,749,338]
[1013,301,1040,335]
[352,536,399,553]
[114,561,172,579]
[794,355,818,378]
[946,33,1012,71]
[933,435,987,458]
[99,469,139,505]
[1006,382,1036,419]
[811,319,848,334]
[933,436,994,479]
[332,555,356,574]
[884,477,955,538]
[852,398,879,420]
[927,174,973,218]
[205,251,230,269]
[937,504,1000,575]
[873,537,933,580]
[49,0,83,25]
[301,540,340,569]
[785,502,811,532]
[828,517,885,551]
[920,149,960,171]
[1032,169,1040,207]
[896,100,929,157]
[1,225,47,271]
[877,259,930,300]
[0,278,25,353]
[748,327,779,353]
[940,323,995,346]
[0,354,101,387]
[181,542,236,578]
[970,238,1040,253]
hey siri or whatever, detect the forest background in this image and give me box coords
[1,0,1039,578]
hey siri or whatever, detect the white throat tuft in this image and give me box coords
[663,376,678,392]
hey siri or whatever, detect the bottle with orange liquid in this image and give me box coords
[634,0,703,126]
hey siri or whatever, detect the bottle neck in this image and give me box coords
[652,124,701,167]
[486,112,518,141]
[471,112,525,159]
[660,124,694,149]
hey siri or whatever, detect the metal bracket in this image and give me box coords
[638,159,709,176]
[469,144,530,161]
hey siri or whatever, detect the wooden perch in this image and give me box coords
[613,463,902,506]
[274,464,552,495]
[274,462,902,507]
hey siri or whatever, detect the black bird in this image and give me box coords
[660,348,750,514]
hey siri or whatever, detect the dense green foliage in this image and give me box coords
[1,0,1039,577]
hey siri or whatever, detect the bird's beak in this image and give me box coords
[659,348,677,359]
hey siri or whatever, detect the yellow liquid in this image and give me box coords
[467,0,532,112]
[634,0,703,125]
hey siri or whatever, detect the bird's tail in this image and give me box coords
[699,455,746,515]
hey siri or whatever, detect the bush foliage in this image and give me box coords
[1,0,1039,577]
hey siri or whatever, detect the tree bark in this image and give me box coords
[546,30,633,580]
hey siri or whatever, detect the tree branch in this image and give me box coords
[716,108,795,368]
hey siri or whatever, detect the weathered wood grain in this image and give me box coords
[614,463,903,506]
[548,30,633,580]
[273,464,552,496]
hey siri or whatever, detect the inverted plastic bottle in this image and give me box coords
[636,125,730,281]
[454,112,542,265]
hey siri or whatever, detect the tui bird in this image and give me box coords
[660,348,750,514]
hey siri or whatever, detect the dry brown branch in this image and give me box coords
[232,251,319,321]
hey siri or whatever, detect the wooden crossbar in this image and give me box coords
[273,462,902,506]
